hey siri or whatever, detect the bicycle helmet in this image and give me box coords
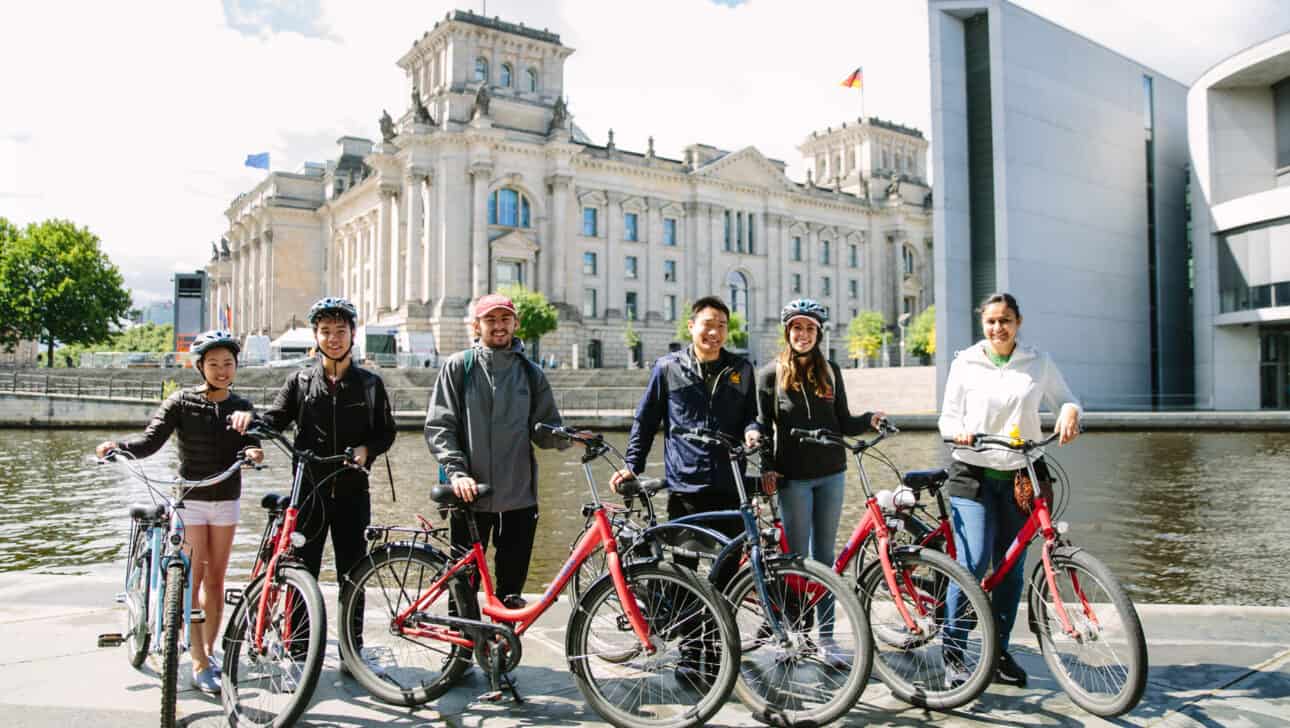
[780,298,828,328]
[191,329,241,357]
[307,296,358,327]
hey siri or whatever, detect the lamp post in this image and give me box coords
[898,312,911,368]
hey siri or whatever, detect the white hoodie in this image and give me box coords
[937,340,1082,470]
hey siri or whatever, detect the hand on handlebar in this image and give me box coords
[451,474,480,503]
[350,445,369,468]
[744,429,763,451]
[1055,409,1081,446]
[952,432,977,446]
[242,447,265,466]
[609,468,637,493]
[227,410,255,435]
[95,440,117,460]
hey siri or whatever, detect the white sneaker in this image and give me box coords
[817,638,851,670]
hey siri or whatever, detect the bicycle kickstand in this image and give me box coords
[479,639,523,704]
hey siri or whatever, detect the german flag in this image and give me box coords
[840,67,863,89]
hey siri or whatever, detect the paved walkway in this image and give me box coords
[1,573,1286,727]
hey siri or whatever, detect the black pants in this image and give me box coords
[291,487,371,659]
[450,506,540,599]
[667,489,744,575]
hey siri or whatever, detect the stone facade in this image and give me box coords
[207,10,933,368]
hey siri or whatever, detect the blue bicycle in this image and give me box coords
[103,448,254,728]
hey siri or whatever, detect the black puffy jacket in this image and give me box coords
[118,387,259,502]
[260,360,397,494]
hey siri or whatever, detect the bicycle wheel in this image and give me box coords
[1029,547,1147,717]
[160,561,184,728]
[725,556,872,726]
[567,562,738,728]
[338,544,476,706]
[857,547,997,710]
[124,529,151,669]
[221,567,326,727]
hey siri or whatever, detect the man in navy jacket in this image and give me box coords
[612,296,761,528]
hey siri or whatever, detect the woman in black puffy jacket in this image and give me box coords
[95,330,262,694]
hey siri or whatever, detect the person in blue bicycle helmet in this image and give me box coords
[754,299,884,667]
[96,329,263,693]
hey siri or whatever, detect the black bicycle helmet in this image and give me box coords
[780,298,828,328]
[307,296,358,326]
[191,329,241,357]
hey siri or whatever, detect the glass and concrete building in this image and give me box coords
[1190,32,1290,409]
[928,0,1191,409]
[205,10,932,367]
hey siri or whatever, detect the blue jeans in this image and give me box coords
[778,472,846,636]
[944,476,1029,654]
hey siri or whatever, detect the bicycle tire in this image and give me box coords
[725,556,872,726]
[125,530,151,669]
[337,544,477,706]
[221,567,326,727]
[857,546,997,710]
[160,561,184,728]
[567,561,739,728]
[1029,547,1147,717]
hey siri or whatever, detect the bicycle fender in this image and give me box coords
[855,544,928,588]
[1025,544,1085,635]
[635,522,729,560]
[710,533,752,592]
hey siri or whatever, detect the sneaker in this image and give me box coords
[271,664,300,694]
[675,649,718,692]
[943,652,970,689]
[816,637,850,670]
[994,650,1028,688]
[208,652,222,677]
[500,594,528,610]
[191,666,221,694]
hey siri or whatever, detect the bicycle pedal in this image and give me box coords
[224,588,242,606]
[113,592,127,604]
[97,633,126,647]
[190,609,206,624]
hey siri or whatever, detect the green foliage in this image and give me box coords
[847,310,886,362]
[673,300,748,349]
[161,379,182,399]
[674,300,693,342]
[498,285,558,344]
[622,320,641,349]
[907,306,936,358]
[56,323,175,366]
[0,219,132,367]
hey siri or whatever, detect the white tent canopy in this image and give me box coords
[269,327,315,356]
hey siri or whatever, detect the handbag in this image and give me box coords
[1013,470,1053,513]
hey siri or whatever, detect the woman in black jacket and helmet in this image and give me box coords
[95,330,263,693]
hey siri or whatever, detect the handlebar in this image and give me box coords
[229,414,364,469]
[790,417,898,451]
[97,448,253,489]
[943,430,1066,452]
[671,425,766,456]
[533,422,603,445]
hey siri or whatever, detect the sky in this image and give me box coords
[1,0,1287,306]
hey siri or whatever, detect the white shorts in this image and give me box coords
[181,499,241,527]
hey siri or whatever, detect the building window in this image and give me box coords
[583,288,597,318]
[849,244,859,268]
[625,291,638,320]
[625,255,638,279]
[881,149,890,169]
[822,277,831,296]
[663,218,677,246]
[736,212,744,252]
[849,279,858,299]
[499,63,512,87]
[474,57,488,82]
[747,215,755,254]
[791,273,802,294]
[791,236,802,261]
[820,240,831,265]
[624,212,638,241]
[488,188,531,228]
[526,67,539,93]
[663,259,677,282]
[664,294,677,321]
[1276,77,1290,168]
[496,260,523,287]
[723,210,732,251]
[727,270,749,318]
[902,245,916,278]
[904,296,917,315]
[583,251,597,276]
[582,207,598,236]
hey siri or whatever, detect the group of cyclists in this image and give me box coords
[102,287,1083,717]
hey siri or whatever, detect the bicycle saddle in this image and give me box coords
[260,493,290,512]
[128,503,167,522]
[430,482,494,506]
[615,477,665,497]
[903,468,949,492]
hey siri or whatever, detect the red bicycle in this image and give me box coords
[336,425,740,728]
[898,431,1148,717]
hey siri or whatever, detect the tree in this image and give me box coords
[57,323,175,367]
[622,320,642,367]
[0,218,20,352]
[847,310,886,364]
[673,300,748,349]
[498,284,558,349]
[0,219,132,367]
[907,306,936,360]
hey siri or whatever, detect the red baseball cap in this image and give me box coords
[473,293,517,319]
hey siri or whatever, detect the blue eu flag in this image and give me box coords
[244,152,270,170]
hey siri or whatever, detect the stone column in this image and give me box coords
[469,162,493,299]
[548,173,572,303]
[421,173,435,305]
[264,229,275,334]
[605,193,619,317]
[709,205,723,295]
[388,185,402,314]
[684,202,700,298]
[374,196,390,317]
[805,225,816,299]
[644,198,660,318]
[404,168,427,304]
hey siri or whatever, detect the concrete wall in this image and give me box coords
[0,393,158,428]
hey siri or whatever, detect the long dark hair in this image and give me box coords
[977,292,1021,318]
[777,329,832,399]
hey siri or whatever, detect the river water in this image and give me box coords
[2,428,1286,606]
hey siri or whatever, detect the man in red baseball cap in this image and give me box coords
[425,292,569,608]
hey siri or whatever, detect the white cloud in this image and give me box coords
[1,0,1285,306]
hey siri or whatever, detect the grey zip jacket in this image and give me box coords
[424,339,568,512]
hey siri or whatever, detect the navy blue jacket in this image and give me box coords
[624,347,759,495]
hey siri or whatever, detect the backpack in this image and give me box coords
[436,347,543,484]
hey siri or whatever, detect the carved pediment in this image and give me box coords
[620,195,647,213]
[577,189,608,206]
[660,201,686,218]
[489,229,539,258]
[692,147,794,190]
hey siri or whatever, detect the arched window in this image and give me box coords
[727,270,750,319]
[487,188,532,228]
[500,63,512,87]
[902,244,916,278]
[474,57,489,82]
[526,67,538,92]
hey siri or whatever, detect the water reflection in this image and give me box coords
[2,428,1287,607]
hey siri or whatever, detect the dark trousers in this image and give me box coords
[450,506,540,599]
[666,489,742,671]
[292,487,371,659]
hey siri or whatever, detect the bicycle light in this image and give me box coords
[290,532,307,548]
[1056,521,1069,535]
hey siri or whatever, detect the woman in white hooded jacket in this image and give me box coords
[938,293,1081,688]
